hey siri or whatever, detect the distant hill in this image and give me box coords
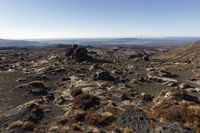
[106,37,200,47]
[0,39,48,47]
[0,37,199,48]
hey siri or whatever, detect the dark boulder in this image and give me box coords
[28,107,44,124]
[28,81,49,96]
[95,70,115,81]
[128,53,143,59]
[159,70,177,78]
[66,45,90,62]
[143,55,149,61]
[66,44,78,57]
[72,47,89,61]
[182,93,200,103]
[28,81,47,89]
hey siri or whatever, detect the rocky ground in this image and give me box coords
[0,43,199,133]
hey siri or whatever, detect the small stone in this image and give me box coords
[179,83,192,89]
[140,92,153,102]
[89,64,98,71]
[55,96,68,105]
[71,123,82,131]
[121,93,130,101]
[159,70,177,78]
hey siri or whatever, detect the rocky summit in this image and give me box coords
[0,43,200,133]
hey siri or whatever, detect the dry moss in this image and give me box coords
[7,120,24,129]
[85,112,116,127]
[148,101,200,132]
[73,93,100,110]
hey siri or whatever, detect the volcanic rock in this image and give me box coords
[143,55,149,61]
[70,88,83,97]
[1,42,200,132]
[95,70,115,81]
[72,47,89,61]
[89,64,99,71]
[66,44,78,57]
[159,70,177,78]
[55,96,68,105]
[66,45,90,61]
[140,92,153,102]
[117,108,151,133]
[27,104,44,124]
[29,81,49,96]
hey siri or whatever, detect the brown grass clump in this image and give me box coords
[148,101,200,132]
[104,106,121,115]
[102,123,123,132]
[57,117,68,125]
[21,121,35,131]
[73,93,100,110]
[74,112,87,122]
[7,120,24,129]
[164,103,200,132]
[7,120,35,131]
[85,112,116,127]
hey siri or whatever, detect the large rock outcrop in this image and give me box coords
[66,45,90,61]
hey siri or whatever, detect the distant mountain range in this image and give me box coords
[107,37,200,46]
[0,37,200,48]
[35,37,200,47]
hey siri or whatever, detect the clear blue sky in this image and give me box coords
[0,0,200,39]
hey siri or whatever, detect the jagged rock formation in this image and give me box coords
[66,45,90,61]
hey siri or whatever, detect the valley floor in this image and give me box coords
[0,45,199,133]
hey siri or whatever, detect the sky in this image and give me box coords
[0,0,200,39]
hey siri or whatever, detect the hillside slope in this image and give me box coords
[157,41,200,63]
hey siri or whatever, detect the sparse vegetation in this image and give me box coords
[73,93,101,110]
[1,43,200,132]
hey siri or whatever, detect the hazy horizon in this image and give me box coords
[1,35,200,41]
